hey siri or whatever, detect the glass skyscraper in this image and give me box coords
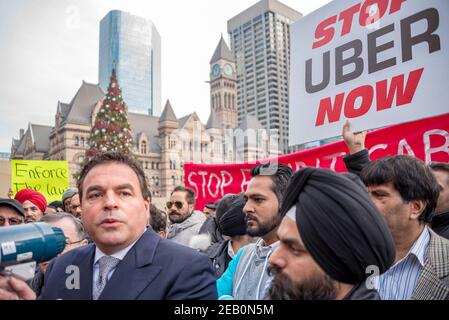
[99,10,161,116]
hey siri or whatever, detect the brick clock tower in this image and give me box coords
[209,36,238,129]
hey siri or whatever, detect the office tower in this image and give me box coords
[99,10,161,116]
[227,0,302,153]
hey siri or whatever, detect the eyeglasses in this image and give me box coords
[65,237,84,247]
[166,201,184,210]
[0,216,24,226]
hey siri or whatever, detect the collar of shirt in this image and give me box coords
[393,226,430,269]
[227,240,236,259]
[93,228,147,265]
[255,238,280,259]
[372,226,430,300]
[94,239,137,265]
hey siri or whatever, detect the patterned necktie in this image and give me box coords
[93,256,121,300]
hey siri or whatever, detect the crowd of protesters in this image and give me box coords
[0,123,449,300]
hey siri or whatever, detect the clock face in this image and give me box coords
[224,64,233,76]
[212,64,221,77]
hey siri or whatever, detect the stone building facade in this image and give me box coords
[10,38,279,198]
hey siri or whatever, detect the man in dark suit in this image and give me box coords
[0,152,217,300]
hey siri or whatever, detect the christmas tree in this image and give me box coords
[86,68,134,158]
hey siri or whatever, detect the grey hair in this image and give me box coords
[40,212,85,240]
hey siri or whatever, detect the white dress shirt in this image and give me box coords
[91,229,147,293]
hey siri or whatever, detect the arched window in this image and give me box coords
[74,136,79,146]
[155,177,160,187]
[80,137,85,147]
[171,175,176,186]
[140,141,147,154]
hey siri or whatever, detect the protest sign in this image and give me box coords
[186,113,449,210]
[289,0,449,145]
[11,160,70,203]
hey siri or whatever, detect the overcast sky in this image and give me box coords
[0,0,332,153]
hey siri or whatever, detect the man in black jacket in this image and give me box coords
[198,200,223,246]
[429,162,449,239]
[204,193,252,277]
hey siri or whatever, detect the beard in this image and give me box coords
[245,213,281,237]
[268,266,338,300]
[168,210,192,223]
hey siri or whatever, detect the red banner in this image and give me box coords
[185,114,449,210]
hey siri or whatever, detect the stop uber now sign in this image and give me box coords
[289,0,449,146]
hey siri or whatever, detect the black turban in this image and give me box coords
[280,168,395,285]
[216,193,247,237]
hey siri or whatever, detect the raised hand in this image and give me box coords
[342,120,367,155]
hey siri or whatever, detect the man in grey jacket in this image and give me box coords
[216,162,293,299]
[166,186,206,248]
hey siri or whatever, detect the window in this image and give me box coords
[171,175,176,186]
[169,136,176,149]
[80,137,85,147]
[74,136,79,146]
[140,141,147,154]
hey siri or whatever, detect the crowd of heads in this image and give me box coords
[1,149,448,300]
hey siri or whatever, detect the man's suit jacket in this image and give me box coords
[39,229,218,300]
[412,229,449,300]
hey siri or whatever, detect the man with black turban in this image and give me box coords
[205,193,252,277]
[268,167,395,300]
